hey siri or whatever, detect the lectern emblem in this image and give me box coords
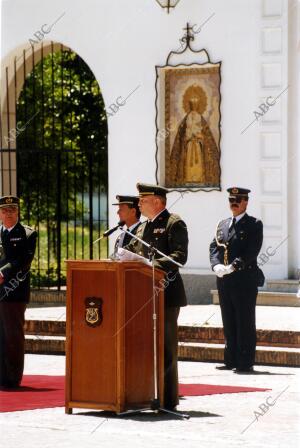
[85,297,103,327]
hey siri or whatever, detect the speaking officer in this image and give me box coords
[209,187,264,373]
[0,196,37,388]
[112,195,141,254]
[127,183,188,410]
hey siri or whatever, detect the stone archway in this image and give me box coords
[0,42,71,194]
[0,41,108,287]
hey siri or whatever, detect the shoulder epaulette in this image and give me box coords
[168,213,182,224]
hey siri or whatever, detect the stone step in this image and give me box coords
[24,336,300,366]
[29,285,300,307]
[178,326,300,348]
[25,335,65,355]
[29,289,66,306]
[25,319,66,336]
[24,319,300,349]
[178,342,300,367]
[266,279,299,293]
[211,290,300,307]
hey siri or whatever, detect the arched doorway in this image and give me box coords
[0,42,108,288]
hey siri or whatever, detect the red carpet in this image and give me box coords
[179,383,270,396]
[0,375,64,413]
[0,375,270,413]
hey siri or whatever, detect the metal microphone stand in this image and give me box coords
[116,228,189,420]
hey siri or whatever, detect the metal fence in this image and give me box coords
[0,44,108,289]
[0,147,108,289]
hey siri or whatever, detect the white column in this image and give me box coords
[288,0,300,278]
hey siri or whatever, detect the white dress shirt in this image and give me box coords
[118,221,140,248]
[229,212,246,227]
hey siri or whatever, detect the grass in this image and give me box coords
[30,221,108,287]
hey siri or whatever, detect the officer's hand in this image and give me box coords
[223,264,235,275]
[213,264,235,278]
[0,275,4,285]
[213,264,227,278]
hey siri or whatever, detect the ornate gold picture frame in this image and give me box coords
[155,62,222,191]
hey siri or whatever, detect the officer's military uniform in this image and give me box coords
[112,195,141,253]
[0,196,37,387]
[127,184,188,409]
[114,222,140,250]
[209,188,264,371]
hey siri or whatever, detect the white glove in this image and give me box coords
[224,264,235,275]
[213,264,226,278]
[213,264,234,278]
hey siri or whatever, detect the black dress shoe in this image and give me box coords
[1,381,20,388]
[215,365,235,370]
[234,367,254,374]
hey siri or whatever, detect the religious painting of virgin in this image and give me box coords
[155,64,221,190]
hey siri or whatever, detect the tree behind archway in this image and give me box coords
[16,47,108,288]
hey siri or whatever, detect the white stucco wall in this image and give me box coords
[1,0,299,279]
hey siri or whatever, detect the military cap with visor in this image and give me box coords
[136,183,169,198]
[112,195,139,206]
[227,187,250,199]
[0,195,20,208]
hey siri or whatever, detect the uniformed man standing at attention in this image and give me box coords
[126,183,188,410]
[0,196,37,388]
[112,195,141,255]
[209,187,264,373]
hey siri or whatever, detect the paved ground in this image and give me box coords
[2,304,298,447]
[1,354,299,448]
[26,303,300,331]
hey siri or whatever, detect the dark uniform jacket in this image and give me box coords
[113,221,141,254]
[127,209,188,308]
[209,213,264,286]
[0,222,37,303]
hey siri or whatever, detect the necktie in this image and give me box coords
[144,220,153,235]
[229,217,236,232]
[1,228,9,241]
[122,231,131,248]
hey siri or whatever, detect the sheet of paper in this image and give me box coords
[117,248,150,265]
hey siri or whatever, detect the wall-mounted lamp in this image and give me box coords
[155,0,181,13]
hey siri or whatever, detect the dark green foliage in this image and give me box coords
[16,49,108,286]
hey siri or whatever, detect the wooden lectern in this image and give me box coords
[65,260,165,414]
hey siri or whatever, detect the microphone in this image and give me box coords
[102,221,125,237]
[93,221,125,244]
